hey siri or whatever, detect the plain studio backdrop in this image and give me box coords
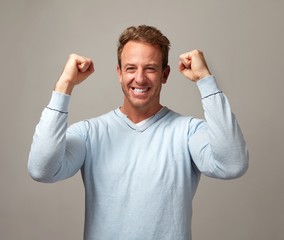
[0,0,283,239]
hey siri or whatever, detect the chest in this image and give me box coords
[84,124,196,192]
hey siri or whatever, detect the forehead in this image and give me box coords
[121,41,162,65]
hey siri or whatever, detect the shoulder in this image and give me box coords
[164,108,205,133]
[68,109,120,134]
[164,108,193,123]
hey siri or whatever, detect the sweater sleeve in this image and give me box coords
[28,91,86,183]
[188,76,249,179]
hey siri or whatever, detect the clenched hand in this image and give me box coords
[55,54,94,95]
[179,50,211,82]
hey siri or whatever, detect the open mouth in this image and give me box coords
[131,87,150,93]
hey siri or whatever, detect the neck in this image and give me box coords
[120,104,163,124]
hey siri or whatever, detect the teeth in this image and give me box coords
[133,88,148,93]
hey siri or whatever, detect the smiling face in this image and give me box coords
[117,41,170,120]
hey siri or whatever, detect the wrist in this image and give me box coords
[196,70,211,82]
[54,77,75,95]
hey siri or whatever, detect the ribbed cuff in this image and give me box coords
[196,75,221,98]
[47,91,71,113]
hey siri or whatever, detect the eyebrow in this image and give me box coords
[123,63,159,68]
[145,63,159,68]
[123,63,136,67]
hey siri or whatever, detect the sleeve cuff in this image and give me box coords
[47,91,71,113]
[196,75,221,98]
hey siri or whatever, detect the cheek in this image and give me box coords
[150,75,165,86]
[122,73,135,84]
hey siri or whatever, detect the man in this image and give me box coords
[28,25,248,240]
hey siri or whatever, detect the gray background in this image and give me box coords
[1,0,283,239]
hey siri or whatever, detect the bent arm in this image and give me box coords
[28,92,86,183]
[189,76,249,179]
[28,54,94,183]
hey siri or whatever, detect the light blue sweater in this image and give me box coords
[28,76,248,240]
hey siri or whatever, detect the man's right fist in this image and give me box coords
[55,54,94,95]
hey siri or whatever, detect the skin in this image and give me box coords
[55,54,95,95]
[117,41,170,123]
[54,42,211,123]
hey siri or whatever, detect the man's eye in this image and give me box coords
[126,67,136,72]
[146,67,156,72]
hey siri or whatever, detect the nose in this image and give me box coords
[135,68,146,85]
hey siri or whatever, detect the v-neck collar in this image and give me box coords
[114,107,170,132]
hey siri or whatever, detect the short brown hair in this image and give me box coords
[117,25,171,69]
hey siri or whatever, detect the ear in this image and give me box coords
[162,65,170,84]
[117,64,122,83]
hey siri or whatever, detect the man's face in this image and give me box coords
[117,41,170,113]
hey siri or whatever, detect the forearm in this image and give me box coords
[189,76,249,179]
[54,77,75,95]
[28,92,85,183]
